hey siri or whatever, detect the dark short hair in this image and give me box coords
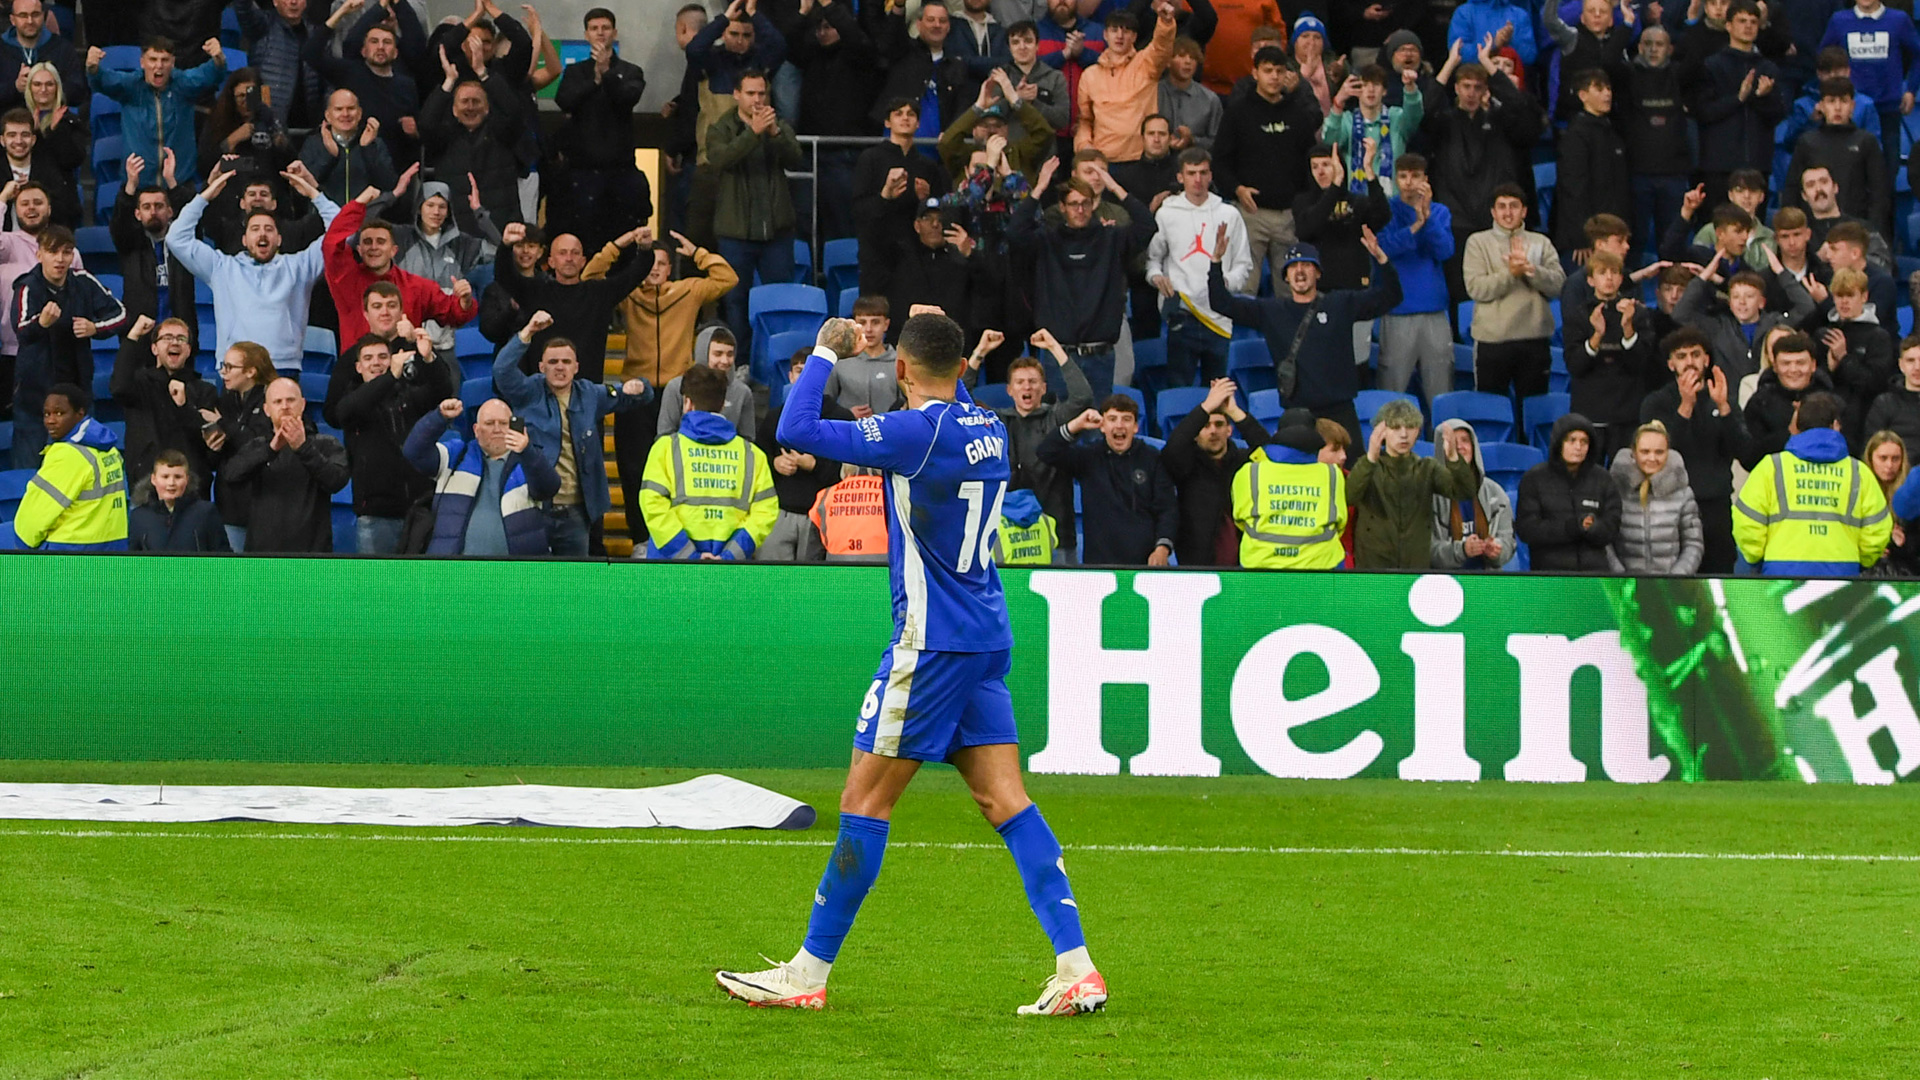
[1817,45,1851,74]
[1772,331,1817,359]
[851,295,890,319]
[1006,19,1038,40]
[1253,45,1289,70]
[153,449,190,471]
[1726,0,1761,20]
[1396,151,1427,175]
[1453,62,1488,86]
[1568,68,1609,96]
[1901,333,1920,355]
[1661,326,1711,359]
[584,7,616,28]
[676,3,707,18]
[1584,214,1629,243]
[1799,391,1844,432]
[45,381,89,412]
[0,107,32,130]
[358,218,396,240]
[539,336,578,362]
[362,280,402,307]
[1099,393,1138,417]
[1308,141,1336,160]
[1176,147,1211,169]
[1490,183,1526,205]
[736,68,769,89]
[1104,10,1138,32]
[141,36,177,56]
[1007,355,1045,379]
[244,208,279,230]
[1728,168,1766,192]
[1140,112,1170,133]
[1819,77,1856,101]
[1359,64,1388,87]
[133,183,170,203]
[1710,205,1754,232]
[1826,221,1870,250]
[883,96,920,118]
[898,313,966,378]
[682,364,729,412]
[349,333,392,368]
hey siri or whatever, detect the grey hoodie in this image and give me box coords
[822,346,902,416]
[1429,418,1517,569]
[1606,445,1703,575]
[657,325,758,440]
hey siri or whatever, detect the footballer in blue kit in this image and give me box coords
[715,313,1106,1016]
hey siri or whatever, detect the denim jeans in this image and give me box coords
[224,524,247,553]
[1070,348,1116,403]
[717,231,797,343]
[543,504,590,556]
[1164,305,1230,388]
[356,515,404,555]
[1632,175,1687,260]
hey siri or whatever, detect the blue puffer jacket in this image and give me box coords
[491,335,651,521]
[403,409,561,555]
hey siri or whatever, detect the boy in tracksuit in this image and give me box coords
[1375,154,1455,412]
[12,225,127,467]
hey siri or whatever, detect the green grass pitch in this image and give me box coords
[1,760,1916,1078]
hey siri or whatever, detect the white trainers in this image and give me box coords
[715,956,828,1010]
[1016,969,1107,1016]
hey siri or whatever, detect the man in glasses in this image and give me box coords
[108,313,219,483]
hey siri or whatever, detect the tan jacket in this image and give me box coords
[1073,13,1176,162]
[1462,225,1565,344]
[584,244,738,386]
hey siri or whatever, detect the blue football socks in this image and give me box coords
[800,812,891,965]
[996,804,1086,957]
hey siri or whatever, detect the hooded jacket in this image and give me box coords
[1038,423,1180,565]
[88,57,227,186]
[824,348,903,417]
[12,417,128,551]
[657,327,757,441]
[639,409,778,560]
[1566,294,1654,427]
[1160,402,1272,566]
[1735,426,1890,576]
[994,487,1059,565]
[1429,418,1516,570]
[1814,314,1897,453]
[1784,121,1889,231]
[128,477,230,552]
[1210,81,1323,213]
[220,418,351,553]
[1742,365,1838,467]
[1074,11,1175,161]
[1292,178,1391,292]
[588,242,738,388]
[109,335,220,483]
[1554,110,1633,255]
[1146,191,1255,337]
[1349,435,1479,569]
[13,265,129,405]
[1516,413,1621,571]
[381,183,500,292]
[1009,192,1156,345]
[1607,446,1704,574]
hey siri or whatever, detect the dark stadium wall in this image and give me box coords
[6,560,1918,783]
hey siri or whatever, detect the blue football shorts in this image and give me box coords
[852,645,1018,762]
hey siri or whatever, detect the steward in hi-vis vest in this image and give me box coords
[1231,407,1346,569]
[640,366,776,559]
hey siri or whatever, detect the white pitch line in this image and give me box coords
[0,828,1915,863]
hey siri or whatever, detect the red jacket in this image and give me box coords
[323,199,477,346]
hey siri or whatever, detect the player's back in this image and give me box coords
[881,399,1013,653]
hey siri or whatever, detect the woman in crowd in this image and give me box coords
[24,63,83,188]
[198,67,292,181]
[1865,430,1920,576]
[1606,420,1702,576]
[204,342,279,553]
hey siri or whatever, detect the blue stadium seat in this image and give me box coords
[1548,298,1563,346]
[822,237,859,296]
[838,285,859,318]
[765,329,817,385]
[331,506,357,553]
[1226,337,1275,393]
[972,382,1014,411]
[1909,210,1920,257]
[91,135,126,187]
[90,94,119,140]
[1355,389,1419,441]
[1905,307,1915,337]
[75,226,114,258]
[748,284,829,384]
[0,468,32,519]
[1479,441,1544,497]
[299,372,330,403]
[1413,440,1433,457]
[1524,392,1571,451]
[1549,346,1569,393]
[90,367,113,403]
[1432,390,1516,443]
[91,272,123,299]
[1247,388,1283,428]
[103,421,125,443]
[195,278,214,305]
[1454,342,1475,378]
[224,48,248,72]
[1155,386,1208,435]
[303,326,337,372]
[0,421,10,452]
[460,376,493,410]
[1456,301,1474,342]
[1138,434,1165,451]
[750,240,813,286]
[455,325,493,381]
[1132,335,1167,374]
[100,45,142,70]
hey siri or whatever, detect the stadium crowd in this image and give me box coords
[5,0,1920,576]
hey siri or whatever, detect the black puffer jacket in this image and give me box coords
[1515,413,1621,571]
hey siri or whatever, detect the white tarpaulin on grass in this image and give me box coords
[0,774,816,830]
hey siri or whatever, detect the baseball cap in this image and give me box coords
[916,197,944,218]
[1280,243,1321,271]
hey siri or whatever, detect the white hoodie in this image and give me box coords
[1146,191,1254,338]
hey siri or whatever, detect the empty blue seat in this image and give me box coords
[0,467,33,519]
[299,372,330,403]
[765,329,817,385]
[91,272,124,299]
[459,376,494,410]
[822,237,859,296]
[90,135,125,186]
[838,285,859,318]
[1523,392,1571,451]
[1456,301,1474,342]
[331,505,357,553]
[749,284,829,383]
[1226,337,1275,393]
[1479,440,1544,496]
[1247,388,1283,428]
[1548,346,1569,393]
[972,382,1014,411]
[1431,390,1516,443]
[1454,342,1475,377]
[75,226,114,258]
[99,45,142,70]
[1155,386,1209,435]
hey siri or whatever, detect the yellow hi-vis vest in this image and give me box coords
[1733,449,1890,574]
[13,440,128,549]
[994,511,1058,565]
[1231,451,1347,569]
[637,431,778,559]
